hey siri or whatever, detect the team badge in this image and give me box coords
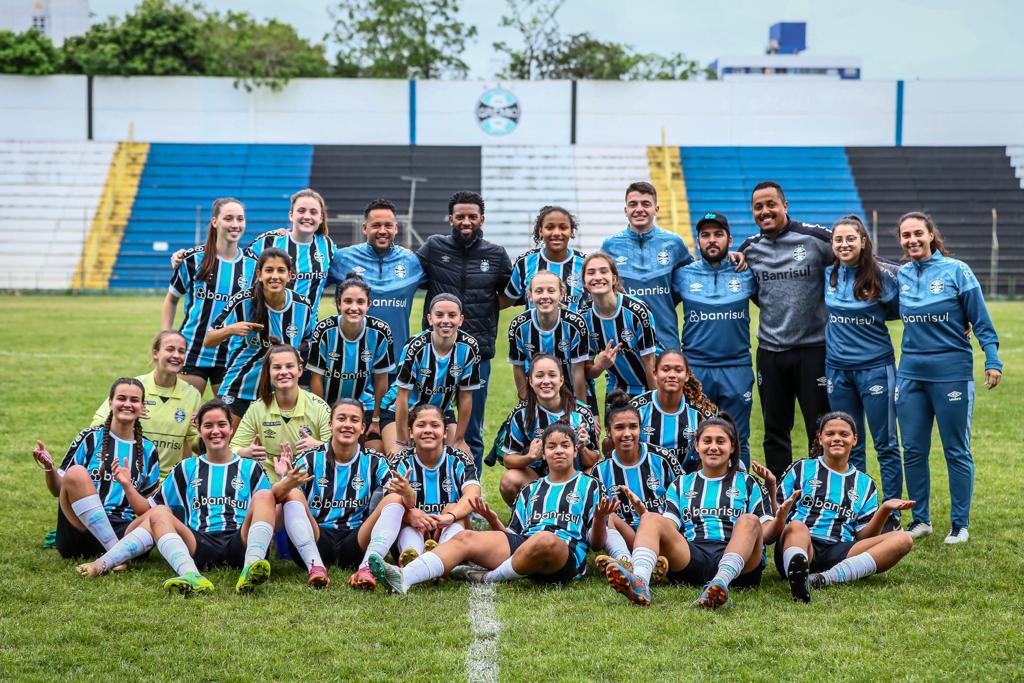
[689,282,703,292]
[480,259,491,272]
[351,475,365,490]
[847,488,860,503]
[441,477,454,493]
[728,278,741,293]
[929,279,945,294]
[230,476,244,491]
[646,475,661,491]
[743,391,752,402]
[793,245,807,262]
[352,266,366,275]
[394,264,407,278]
[476,87,520,136]
[620,329,635,343]
[565,491,581,504]
[314,251,325,264]
[869,385,885,396]
[360,349,374,363]
[947,390,962,402]
[688,310,699,323]
[449,363,462,378]
[566,273,580,288]
[557,340,569,352]
[286,324,299,339]
[237,275,248,288]
[174,408,186,423]
[222,395,235,404]
[826,378,834,394]
[616,255,628,265]
[657,250,671,266]
[317,477,329,488]
[827,285,837,295]
[900,283,909,293]
[683,426,695,439]
[725,487,741,500]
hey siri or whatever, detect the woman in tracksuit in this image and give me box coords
[824,215,902,509]
[894,212,1002,545]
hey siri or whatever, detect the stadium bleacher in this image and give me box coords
[573,146,652,252]
[0,141,117,289]
[110,143,313,288]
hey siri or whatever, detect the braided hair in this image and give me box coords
[101,377,146,480]
[656,350,719,419]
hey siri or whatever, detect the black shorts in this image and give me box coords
[220,395,252,419]
[55,507,130,559]
[504,531,584,585]
[379,408,456,430]
[666,539,764,588]
[290,526,364,569]
[192,529,246,569]
[773,537,856,577]
[181,364,227,387]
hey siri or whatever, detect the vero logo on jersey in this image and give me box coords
[793,245,807,262]
[657,250,671,266]
[869,385,885,396]
[947,390,962,402]
[929,279,945,294]
[728,278,741,293]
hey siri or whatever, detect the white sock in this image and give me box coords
[712,551,745,588]
[818,552,877,585]
[71,495,118,550]
[604,527,631,563]
[438,521,465,544]
[398,525,426,554]
[284,501,322,571]
[782,546,808,576]
[157,532,199,575]
[402,551,445,588]
[244,521,274,566]
[360,503,405,568]
[96,528,153,571]
[483,557,525,584]
[631,546,658,585]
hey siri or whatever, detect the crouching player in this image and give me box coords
[369,423,616,592]
[605,415,784,609]
[276,398,415,589]
[76,399,297,595]
[776,411,914,602]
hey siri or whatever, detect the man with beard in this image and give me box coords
[417,191,513,472]
[674,211,758,466]
[738,182,834,479]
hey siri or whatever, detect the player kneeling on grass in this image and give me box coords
[775,411,914,603]
[34,378,160,563]
[370,423,616,593]
[390,404,482,568]
[605,414,784,609]
[592,391,685,582]
[76,399,305,595]
[275,398,416,590]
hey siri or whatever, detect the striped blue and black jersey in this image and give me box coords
[157,455,270,534]
[508,472,602,571]
[629,390,708,467]
[297,444,393,531]
[381,329,482,413]
[505,248,588,312]
[58,427,160,522]
[168,247,257,369]
[211,288,317,402]
[499,401,599,474]
[664,470,773,542]
[246,231,336,312]
[778,457,879,543]
[507,308,590,380]
[393,446,480,514]
[592,443,683,529]
[578,294,657,395]
[307,315,395,409]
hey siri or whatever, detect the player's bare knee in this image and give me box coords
[736,513,759,531]
[893,530,913,555]
[531,531,562,555]
[62,465,91,486]
[251,489,276,507]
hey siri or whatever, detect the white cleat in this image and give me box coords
[944,527,969,545]
[906,521,933,540]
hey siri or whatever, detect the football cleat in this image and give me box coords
[787,553,811,603]
[163,571,214,595]
[235,559,271,594]
[368,554,407,594]
[605,560,652,607]
[691,578,732,610]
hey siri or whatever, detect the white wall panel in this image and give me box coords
[0,75,87,140]
[903,81,1024,145]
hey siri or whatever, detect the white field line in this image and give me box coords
[465,582,499,683]
[0,350,119,360]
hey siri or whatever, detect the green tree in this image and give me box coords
[329,0,478,78]
[493,0,564,79]
[201,11,329,91]
[0,29,62,75]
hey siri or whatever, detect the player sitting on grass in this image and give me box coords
[390,404,481,568]
[34,378,160,563]
[591,390,684,582]
[369,423,617,592]
[75,399,303,595]
[775,411,915,603]
[605,414,785,609]
[276,398,416,590]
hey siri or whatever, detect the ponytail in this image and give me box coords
[196,197,244,284]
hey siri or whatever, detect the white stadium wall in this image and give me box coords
[1,75,1023,146]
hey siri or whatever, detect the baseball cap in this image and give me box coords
[695,211,730,234]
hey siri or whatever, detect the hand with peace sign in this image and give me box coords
[593,339,622,373]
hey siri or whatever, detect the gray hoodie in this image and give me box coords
[738,220,834,351]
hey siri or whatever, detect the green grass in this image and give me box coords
[1,295,1020,681]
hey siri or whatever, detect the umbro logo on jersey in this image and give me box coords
[793,245,807,262]
[421,368,432,377]
[565,491,581,504]
[657,250,671,266]
[620,329,635,343]
[728,278,741,293]
[317,477,329,488]
[230,476,244,491]
[817,376,828,387]
[286,324,299,338]
[480,259,491,272]
[190,478,203,488]
[351,475,365,490]
[827,285,837,295]
[394,264,407,278]
[410,481,423,491]
[947,391,962,401]
[352,266,366,274]
[929,279,945,294]
[441,255,450,263]
[901,283,910,293]
[328,351,340,361]
[646,475,661,491]
[175,408,186,423]
[807,478,822,488]
[524,343,536,352]
[264,428,277,438]
[689,282,703,292]
[615,255,627,264]
[684,490,699,499]
[869,385,885,396]
[643,426,655,437]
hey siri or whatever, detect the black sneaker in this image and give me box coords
[788,553,811,603]
[882,510,903,533]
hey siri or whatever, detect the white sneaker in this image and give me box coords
[906,521,933,539]
[944,527,969,545]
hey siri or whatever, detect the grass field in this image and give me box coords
[1,294,1020,681]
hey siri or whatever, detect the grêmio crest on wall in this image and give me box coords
[476,87,520,136]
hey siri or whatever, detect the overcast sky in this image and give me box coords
[89,0,1024,80]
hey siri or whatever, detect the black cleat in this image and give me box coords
[788,553,811,603]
